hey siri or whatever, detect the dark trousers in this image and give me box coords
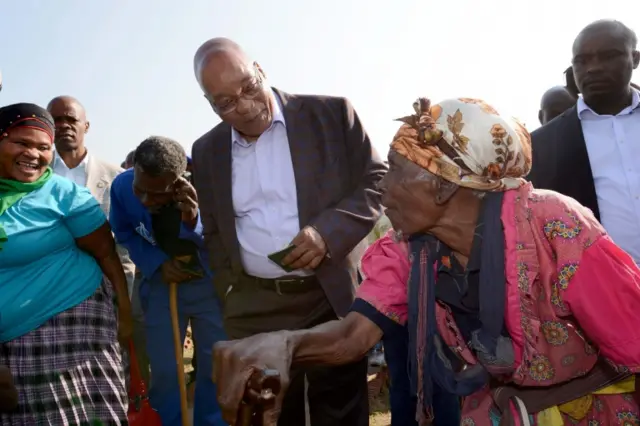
[223,273,369,426]
[384,327,460,426]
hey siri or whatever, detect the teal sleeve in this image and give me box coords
[62,183,107,238]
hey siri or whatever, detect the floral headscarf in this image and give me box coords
[391,97,532,192]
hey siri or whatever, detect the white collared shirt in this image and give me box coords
[578,90,640,263]
[230,91,309,278]
[52,151,89,187]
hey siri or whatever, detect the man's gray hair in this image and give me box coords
[134,136,187,176]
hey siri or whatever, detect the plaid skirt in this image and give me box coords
[0,279,128,425]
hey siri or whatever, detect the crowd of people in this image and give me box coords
[0,16,639,426]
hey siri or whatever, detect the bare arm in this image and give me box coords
[214,311,383,425]
[76,222,132,317]
[0,367,17,413]
[289,312,383,366]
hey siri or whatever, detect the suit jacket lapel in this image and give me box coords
[274,88,319,228]
[85,155,101,197]
[212,124,243,270]
[558,106,600,219]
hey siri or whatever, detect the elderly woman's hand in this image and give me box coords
[0,366,18,413]
[213,332,292,425]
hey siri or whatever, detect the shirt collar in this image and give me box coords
[577,88,640,120]
[53,150,90,169]
[231,89,286,146]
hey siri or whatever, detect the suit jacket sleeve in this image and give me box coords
[311,98,387,261]
[109,176,168,278]
[191,140,224,271]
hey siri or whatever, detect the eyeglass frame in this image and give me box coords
[204,62,265,116]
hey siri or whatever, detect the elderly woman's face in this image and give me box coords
[379,151,447,235]
[0,127,53,182]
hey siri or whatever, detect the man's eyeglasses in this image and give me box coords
[206,64,264,116]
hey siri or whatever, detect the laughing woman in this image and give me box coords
[0,103,132,425]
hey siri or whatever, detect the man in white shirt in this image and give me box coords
[530,20,640,264]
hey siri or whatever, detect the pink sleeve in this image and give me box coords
[563,235,640,371]
[354,233,410,327]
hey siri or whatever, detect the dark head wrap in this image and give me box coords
[0,103,55,143]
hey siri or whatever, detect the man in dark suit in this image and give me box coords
[191,38,386,425]
[529,20,640,264]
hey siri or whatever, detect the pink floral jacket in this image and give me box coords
[356,183,640,387]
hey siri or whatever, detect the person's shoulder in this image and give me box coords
[363,232,408,261]
[45,174,94,202]
[291,92,351,110]
[531,107,577,141]
[529,187,604,234]
[111,168,134,188]
[90,156,123,180]
[193,122,229,153]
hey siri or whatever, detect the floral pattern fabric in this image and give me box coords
[390,97,532,191]
[354,183,640,425]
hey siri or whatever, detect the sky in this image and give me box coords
[1,0,639,165]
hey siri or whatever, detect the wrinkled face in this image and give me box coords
[0,127,53,182]
[199,52,273,138]
[48,100,89,152]
[378,151,448,236]
[132,165,178,212]
[572,26,640,105]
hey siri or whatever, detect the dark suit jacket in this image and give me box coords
[528,105,600,220]
[191,88,387,317]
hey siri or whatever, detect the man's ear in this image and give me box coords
[538,110,545,125]
[85,121,90,134]
[632,50,640,69]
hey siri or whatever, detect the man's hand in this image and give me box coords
[0,366,17,413]
[213,332,292,426]
[282,226,328,270]
[161,258,194,284]
[174,176,198,228]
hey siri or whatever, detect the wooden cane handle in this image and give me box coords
[235,369,282,426]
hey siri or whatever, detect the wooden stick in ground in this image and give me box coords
[169,282,190,426]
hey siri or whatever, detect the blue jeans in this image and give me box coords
[384,327,461,426]
[140,276,226,426]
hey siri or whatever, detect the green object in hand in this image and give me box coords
[175,255,205,278]
[267,245,296,273]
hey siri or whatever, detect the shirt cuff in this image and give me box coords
[350,298,404,337]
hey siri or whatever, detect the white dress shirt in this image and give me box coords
[578,90,640,263]
[231,92,309,278]
[52,151,89,187]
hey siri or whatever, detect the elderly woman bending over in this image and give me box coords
[213,97,640,426]
[0,103,132,424]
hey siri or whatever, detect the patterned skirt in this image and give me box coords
[0,279,128,425]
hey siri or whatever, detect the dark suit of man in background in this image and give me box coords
[529,19,640,264]
[191,38,386,426]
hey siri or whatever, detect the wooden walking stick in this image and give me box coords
[169,282,190,426]
[235,369,282,426]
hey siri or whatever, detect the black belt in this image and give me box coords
[240,273,319,295]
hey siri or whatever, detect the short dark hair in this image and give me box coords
[576,20,638,50]
[134,136,187,176]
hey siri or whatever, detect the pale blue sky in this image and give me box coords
[2,0,638,165]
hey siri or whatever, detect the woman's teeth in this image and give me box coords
[17,161,39,169]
